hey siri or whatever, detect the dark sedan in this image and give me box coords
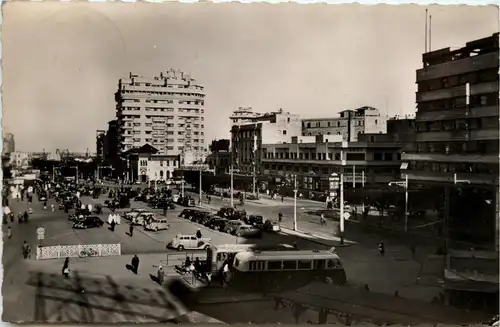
[179,209,197,219]
[207,217,228,231]
[72,216,104,229]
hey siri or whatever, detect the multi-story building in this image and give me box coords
[229,107,263,126]
[402,33,499,306]
[230,109,301,174]
[96,130,106,162]
[123,144,179,183]
[2,132,15,155]
[206,139,231,174]
[114,69,206,157]
[103,120,119,164]
[387,115,416,144]
[261,134,401,193]
[301,106,387,142]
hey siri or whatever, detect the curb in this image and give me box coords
[280,227,354,248]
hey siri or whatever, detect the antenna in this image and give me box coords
[429,15,432,52]
[425,9,428,52]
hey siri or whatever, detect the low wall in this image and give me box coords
[36,243,121,260]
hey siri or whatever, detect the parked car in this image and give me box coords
[224,220,245,234]
[178,196,195,207]
[245,194,259,201]
[218,207,235,218]
[192,211,211,223]
[245,215,264,228]
[144,218,170,231]
[132,212,155,225]
[122,208,147,220]
[200,214,217,226]
[234,224,262,238]
[179,209,197,219]
[231,210,247,221]
[207,217,228,231]
[72,216,104,229]
[167,234,212,251]
[262,219,281,232]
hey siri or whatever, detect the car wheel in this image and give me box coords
[204,244,211,250]
[177,245,184,251]
[154,227,158,232]
[236,232,242,237]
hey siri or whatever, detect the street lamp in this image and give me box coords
[199,165,203,205]
[388,174,409,232]
[70,166,79,184]
[339,141,347,244]
[293,174,298,231]
[230,165,234,208]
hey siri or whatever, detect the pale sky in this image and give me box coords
[3,2,498,152]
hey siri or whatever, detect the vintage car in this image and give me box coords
[167,234,212,251]
[234,224,262,238]
[122,208,147,220]
[144,218,170,231]
[72,216,104,229]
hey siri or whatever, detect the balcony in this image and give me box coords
[415,130,469,142]
[470,128,499,141]
[416,85,466,103]
[261,157,400,167]
[416,52,498,82]
[405,170,498,186]
[402,152,498,164]
[417,105,498,121]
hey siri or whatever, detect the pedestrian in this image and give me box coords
[281,195,284,202]
[62,257,70,278]
[196,229,202,239]
[129,224,133,237]
[51,204,55,212]
[28,208,33,215]
[278,212,283,224]
[43,201,47,210]
[378,241,385,256]
[320,213,326,226]
[157,266,165,285]
[110,219,116,232]
[131,255,139,274]
[410,242,417,260]
[22,241,30,259]
[7,226,12,239]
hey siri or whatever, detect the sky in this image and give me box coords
[2,2,498,152]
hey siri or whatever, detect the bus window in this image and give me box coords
[326,258,341,269]
[298,260,312,270]
[283,260,297,270]
[314,260,326,270]
[267,261,282,270]
[234,259,240,268]
[249,261,263,271]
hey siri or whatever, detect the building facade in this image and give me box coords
[206,139,231,174]
[402,32,499,286]
[301,106,387,142]
[114,69,206,157]
[123,144,179,183]
[261,134,401,193]
[96,130,106,161]
[2,132,15,155]
[229,107,263,126]
[230,109,301,174]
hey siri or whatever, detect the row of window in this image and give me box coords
[416,118,498,133]
[244,258,342,271]
[123,122,204,129]
[418,93,498,110]
[263,151,399,161]
[120,90,205,98]
[414,140,499,155]
[139,159,178,167]
[408,161,498,175]
[262,163,396,175]
[303,120,370,129]
[128,81,203,90]
[417,69,498,92]
[123,144,203,152]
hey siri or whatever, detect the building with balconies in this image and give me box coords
[230,109,301,174]
[301,106,387,142]
[114,69,206,157]
[261,134,401,194]
[229,107,263,126]
[402,33,499,304]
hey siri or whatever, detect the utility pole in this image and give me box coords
[252,161,256,196]
[293,174,298,231]
[340,143,346,244]
[230,165,234,208]
[199,166,202,205]
[404,174,409,233]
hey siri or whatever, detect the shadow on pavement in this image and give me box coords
[24,270,193,323]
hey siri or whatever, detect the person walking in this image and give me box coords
[22,241,30,259]
[131,255,140,274]
[157,266,165,285]
[196,229,202,239]
[7,226,12,239]
[62,257,70,278]
[129,224,134,237]
[378,241,385,257]
[278,212,283,225]
[51,204,55,212]
[43,201,47,210]
[320,213,326,226]
[110,219,116,232]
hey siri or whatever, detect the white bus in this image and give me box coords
[228,249,346,292]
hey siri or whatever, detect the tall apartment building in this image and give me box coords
[114,69,206,158]
[96,130,106,161]
[301,106,387,142]
[229,107,263,126]
[230,109,301,174]
[402,33,499,248]
[2,132,15,155]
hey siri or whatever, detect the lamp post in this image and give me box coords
[293,174,298,231]
[339,141,347,244]
[199,165,203,205]
[70,166,79,184]
[230,165,234,208]
[388,175,409,232]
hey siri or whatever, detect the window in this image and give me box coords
[297,260,312,270]
[283,130,287,135]
[267,261,282,270]
[160,161,164,167]
[373,152,383,161]
[326,259,341,269]
[282,260,297,270]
